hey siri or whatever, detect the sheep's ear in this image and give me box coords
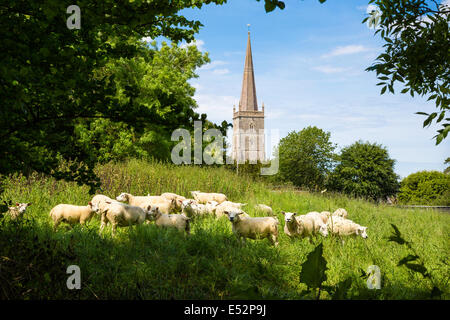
[88,201,92,206]
[147,205,152,211]
[281,211,285,215]
[224,211,230,215]
[16,203,19,206]
[27,203,32,206]
[293,212,298,216]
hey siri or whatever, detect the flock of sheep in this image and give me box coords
[6,191,368,245]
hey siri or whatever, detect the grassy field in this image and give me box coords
[1,159,449,299]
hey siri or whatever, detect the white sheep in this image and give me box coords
[281,211,302,238]
[117,192,175,214]
[326,216,368,238]
[147,206,190,235]
[181,199,216,218]
[224,209,279,246]
[116,192,164,207]
[254,204,273,216]
[190,191,228,204]
[160,192,186,211]
[295,212,329,240]
[49,202,99,229]
[100,201,151,236]
[6,202,32,220]
[318,208,349,224]
[214,201,247,218]
[91,194,120,215]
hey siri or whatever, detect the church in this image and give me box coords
[231,30,265,163]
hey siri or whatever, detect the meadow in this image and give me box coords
[1,159,449,299]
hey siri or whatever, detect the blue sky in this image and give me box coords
[161,0,449,178]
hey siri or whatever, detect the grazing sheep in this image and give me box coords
[141,198,176,215]
[161,192,186,211]
[147,206,190,235]
[117,192,175,214]
[295,212,329,241]
[254,204,273,216]
[281,211,302,238]
[333,208,348,219]
[181,199,216,218]
[190,191,228,204]
[100,202,151,236]
[318,208,349,224]
[49,202,99,229]
[116,193,164,207]
[326,216,368,239]
[91,194,120,215]
[224,209,279,246]
[6,202,32,220]
[214,201,247,218]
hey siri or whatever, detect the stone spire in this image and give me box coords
[239,31,258,112]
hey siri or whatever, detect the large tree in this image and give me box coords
[327,141,400,201]
[0,0,280,192]
[276,126,336,190]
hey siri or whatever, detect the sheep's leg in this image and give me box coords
[270,234,279,247]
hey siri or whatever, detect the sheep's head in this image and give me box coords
[181,199,196,210]
[116,193,129,202]
[224,210,244,223]
[88,201,99,213]
[334,208,348,217]
[319,223,328,237]
[147,206,161,221]
[13,203,32,215]
[357,226,368,239]
[281,211,297,224]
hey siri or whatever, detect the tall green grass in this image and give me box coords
[1,159,449,299]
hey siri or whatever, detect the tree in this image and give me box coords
[397,170,450,205]
[0,0,279,192]
[276,126,336,190]
[444,157,450,174]
[328,141,399,201]
[75,40,211,164]
[363,0,450,145]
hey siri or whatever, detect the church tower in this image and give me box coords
[232,30,265,163]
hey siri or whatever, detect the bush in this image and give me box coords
[327,141,399,201]
[275,126,336,190]
[398,171,450,205]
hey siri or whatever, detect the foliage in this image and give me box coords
[444,157,450,174]
[0,0,290,192]
[388,224,444,298]
[0,159,449,299]
[363,0,450,144]
[74,41,213,164]
[327,141,400,201]
[397,170,450,205]
[275,126,337,191]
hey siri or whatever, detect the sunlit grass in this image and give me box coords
[1,159,449,299]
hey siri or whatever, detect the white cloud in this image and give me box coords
[141,36,153,43]
[199,60,228,70]
[312,65,348,74]
[212,68,230,75]
[322,45,370,58]
[180,39,205,51]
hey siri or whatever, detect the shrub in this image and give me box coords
[327,141,399,201]
[398,171,450,205]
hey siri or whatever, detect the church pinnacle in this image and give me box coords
[239,30,258,112]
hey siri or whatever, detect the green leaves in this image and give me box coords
[364,0,450,145]
[299,243,328,292]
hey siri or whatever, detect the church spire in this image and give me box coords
[239,29,258,112]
